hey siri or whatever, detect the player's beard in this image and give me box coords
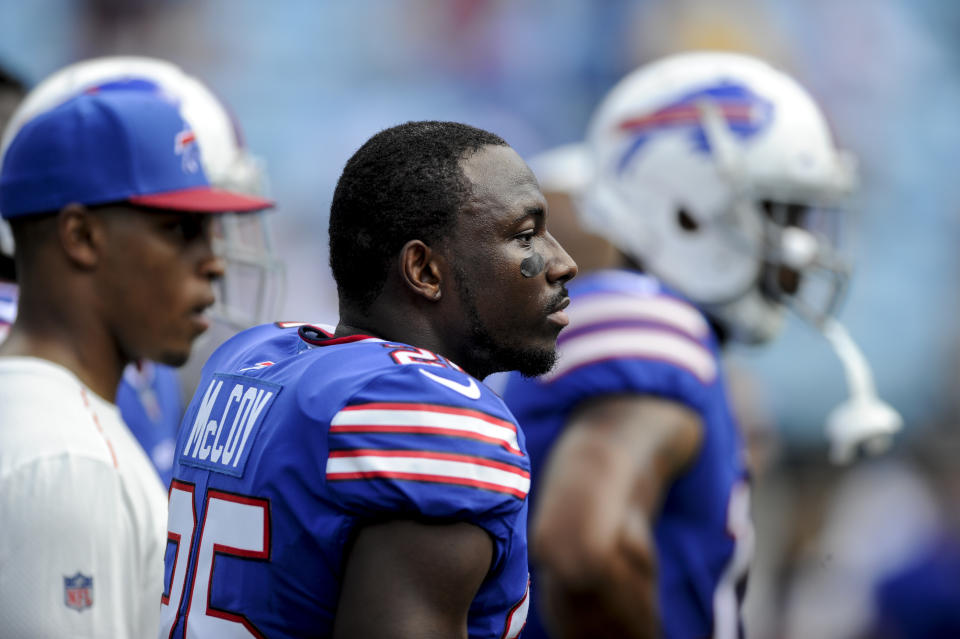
[453,264,557,379]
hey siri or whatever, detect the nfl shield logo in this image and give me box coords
[63,572,93,612]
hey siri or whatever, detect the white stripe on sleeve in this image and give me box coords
[544,327,717,383]
[568,293,709,339]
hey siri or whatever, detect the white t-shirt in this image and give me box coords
[0,357,168,638]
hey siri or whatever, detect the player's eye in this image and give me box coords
[164,215,208,242]
[515,230,536,246]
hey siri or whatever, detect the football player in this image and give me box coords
[502,51,899,639]
[161,121,577,637]
[0,56,283,486]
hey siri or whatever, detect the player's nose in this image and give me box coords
[544,232,578,285]
[196,219,226,281]
[200,254,227,281]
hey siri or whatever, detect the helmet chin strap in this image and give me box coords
[715,285,901,463]
[821,318,902,463]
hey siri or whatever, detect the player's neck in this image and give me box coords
[333,319,380,341]
[334,316,440,352]
[3,300,124,402]
[335,297,426,345]
[335,308,474,376]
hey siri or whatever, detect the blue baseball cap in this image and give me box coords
[0,89,273,219]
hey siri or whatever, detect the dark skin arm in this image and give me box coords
[332,519,493,639]
[530,394,703,639]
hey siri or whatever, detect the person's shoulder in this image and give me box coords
[237,329,513,419]
[332,338,519,420]
[569,269,710,335]
[0,359,127,477]
[207,322,391,372]
[0,357,106,424]
[548,269,718,384]
[324,341,529,519]
[204,321,309,370]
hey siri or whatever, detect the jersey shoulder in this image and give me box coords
[550,269,719,383]
[184,325,530,522]
[200,321,313,377]
[321,340,530,521]
[505,270,721,417]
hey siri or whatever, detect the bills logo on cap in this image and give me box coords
[63,572,94,612]
[174,126,201,174]
[616,81,773,173]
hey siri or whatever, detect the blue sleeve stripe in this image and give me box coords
[331,401,522,456]
[543,326,717,383]
[326,449,530,499]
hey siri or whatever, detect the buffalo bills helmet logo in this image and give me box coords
[616,81,774,173]
[63,572,94,612]
[84,78,164,95]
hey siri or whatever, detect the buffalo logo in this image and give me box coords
[84,78,164,95]
[616,81,774,174]
[238,361,276,372]
[63,572,94,612]
[174,126,201,174]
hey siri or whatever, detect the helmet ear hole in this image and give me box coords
[677,207,699,232]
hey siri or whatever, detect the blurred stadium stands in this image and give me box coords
[3,1,959,635]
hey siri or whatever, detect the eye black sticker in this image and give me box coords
[520,252,545,278]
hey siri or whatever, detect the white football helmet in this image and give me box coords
[579,51,857,344]
[566,51,900,461]
[0,56,284,329]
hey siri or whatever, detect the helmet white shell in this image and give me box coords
[580,51,855,343]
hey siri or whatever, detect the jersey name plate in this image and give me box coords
[179,373,280,477]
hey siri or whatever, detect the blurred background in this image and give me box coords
[2,0,959,636]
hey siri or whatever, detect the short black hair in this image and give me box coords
[329,120,507,311]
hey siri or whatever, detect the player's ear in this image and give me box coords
[57,203,102,270]
[398,239,444,302]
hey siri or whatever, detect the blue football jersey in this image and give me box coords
[0,282,14,342]
[161,322,531,638]
[116,361,182,487]
[872,535,960,638]
[503,269,753,639]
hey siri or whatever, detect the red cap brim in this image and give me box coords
[128,186,274,213]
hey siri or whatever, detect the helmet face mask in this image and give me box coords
[755,199,852,327]
[211,212,285,330]
[0,56,284,329]
[580,51,857,344]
